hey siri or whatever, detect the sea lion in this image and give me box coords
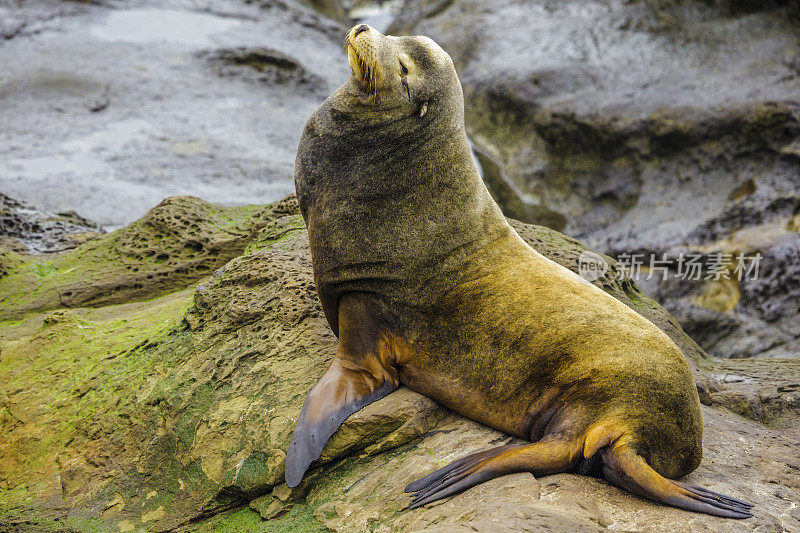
[285,24,752,519]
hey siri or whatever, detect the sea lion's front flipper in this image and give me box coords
[602,445,753,518]
[285,292,400,488]
[285,358,396,487]
[405,437,578,509]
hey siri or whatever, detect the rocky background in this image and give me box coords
[1,0,799,532]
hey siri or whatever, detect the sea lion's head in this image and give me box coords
[295,27,474,206]
[335,24,461,125]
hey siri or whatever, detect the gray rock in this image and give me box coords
[198,47,326,93]
[0,0,348,230]
[740,235,800,334]
[0,193,102,254]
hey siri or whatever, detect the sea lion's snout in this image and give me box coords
[348,23,374,41]
[346,24,382,96]
[346,23,377,51]
[340,25,452,118]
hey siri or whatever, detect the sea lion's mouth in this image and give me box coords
[345,27,379,97]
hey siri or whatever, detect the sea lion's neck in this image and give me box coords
[295,94,511,308]
[300,92,477,198]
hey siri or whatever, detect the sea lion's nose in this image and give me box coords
[354,24,370,37]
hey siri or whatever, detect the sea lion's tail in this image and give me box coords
[601,444,753,519]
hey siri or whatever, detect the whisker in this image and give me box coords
[348,43,379,98]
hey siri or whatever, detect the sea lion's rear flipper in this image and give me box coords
[405,437,578,509]
[602,445,753,519]
[285,357,396,487]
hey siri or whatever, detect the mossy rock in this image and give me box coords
[0,195,300,320]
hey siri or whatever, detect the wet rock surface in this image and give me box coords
[0,0,348,230]
[1,197,798,532]
[198,47,326,92]
[710,357,800,429]
[0,193,103,254]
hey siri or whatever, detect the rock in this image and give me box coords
[0,194,299,319]
[710,357,800,429]
[301,0,350,24]
[0,193,103,254]
[296,405,800,532]
[250,0,350,41]
[740,236,800,335]
[664,301,742,350]
[646,231,800,358]
[198,47,326,94]
[0,0,348,229]
[473,145,567,230]
[386,0,457,36]
[1,196,797,532]
[0,1,92,41]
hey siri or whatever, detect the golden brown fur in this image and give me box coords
[285,25,752,519]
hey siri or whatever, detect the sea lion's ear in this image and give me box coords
[419,101,428,117]
[285,358,396,487]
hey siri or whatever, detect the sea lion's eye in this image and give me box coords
[400,62,408,75]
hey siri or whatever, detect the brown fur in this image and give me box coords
[285,25,752,519]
